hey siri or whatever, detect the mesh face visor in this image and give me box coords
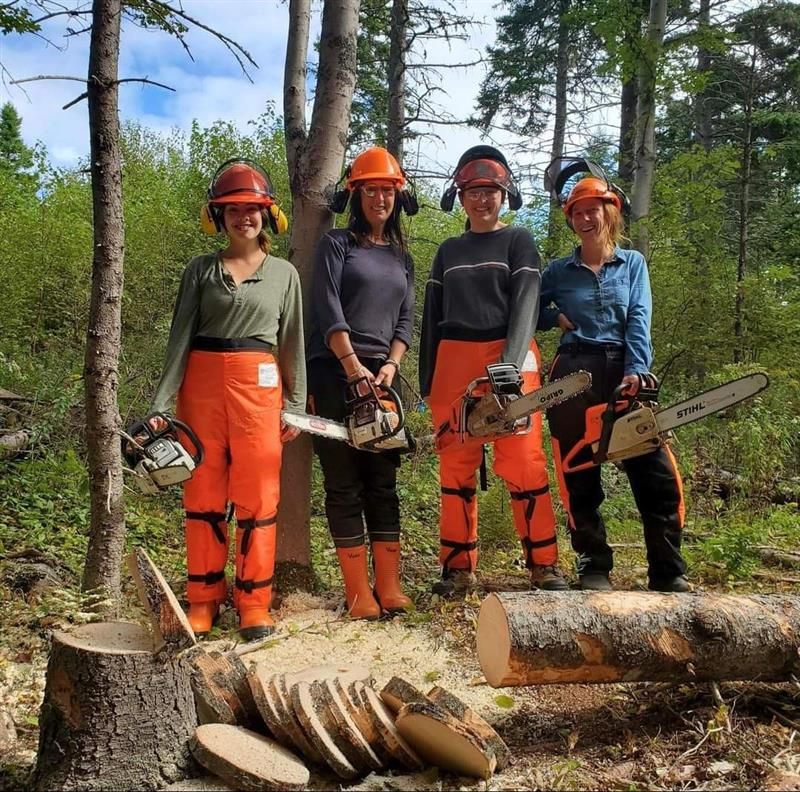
[455,158,514,191]
[543,157,609,205]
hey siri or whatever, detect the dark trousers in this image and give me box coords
[547,346,687,584]
[307,357,401,548]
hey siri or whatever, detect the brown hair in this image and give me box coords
[258,209,271,254]
[347,188,407,256]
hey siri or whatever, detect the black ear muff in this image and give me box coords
[611,184,631,218]
[507,187,523,211]
[399,170,419,216]
[440,184,458,212]
[329,166,352,214]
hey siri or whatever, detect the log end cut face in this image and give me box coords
[191,723,310,791]
[55,622,154,656]
[476,594,512,687]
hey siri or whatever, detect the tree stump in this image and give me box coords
[477,591,800,686]
[31,622,198,791]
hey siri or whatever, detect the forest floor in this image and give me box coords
[3,540,800,791]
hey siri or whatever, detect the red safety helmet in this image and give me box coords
[209,160,275,206]
[455,158,514,192]
[563,176,621,217]
[345,147,405,190]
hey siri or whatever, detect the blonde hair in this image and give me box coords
[597,202,626,257]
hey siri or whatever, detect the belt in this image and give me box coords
[558,342,624,356]
[192,336,274,352]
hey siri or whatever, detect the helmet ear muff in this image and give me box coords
[611,184,631,218]
[507,187,523,211]
[200,204,222,235]
[440,184,458,212]
[399,168,419,216]
[330,166,352,214]
[266,204,289,235]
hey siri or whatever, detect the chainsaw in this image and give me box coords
[561,372,770,473]
[121,412,204,495]
[282,377,414,453]
[433,364,593,453]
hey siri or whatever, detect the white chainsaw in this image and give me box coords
[562,372,770,472]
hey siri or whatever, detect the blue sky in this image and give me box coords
[0,1,611,192]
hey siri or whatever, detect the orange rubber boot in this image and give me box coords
[238,608,275,641]
[372,541,412,614]
[187,602,219,637]
[336,546,381,620]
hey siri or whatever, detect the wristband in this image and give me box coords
[338,352,357,362]
[383,359,400,371]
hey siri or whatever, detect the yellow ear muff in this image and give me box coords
[269,203,289,235]
[200,204,219,235]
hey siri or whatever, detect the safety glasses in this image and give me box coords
[360,185,396,198]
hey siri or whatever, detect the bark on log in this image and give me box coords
[190,723,310,791]
[380,676,427,714]
[394,702,498,780]
[357,684,424,770]
[127,546,196,654]
[337,680,391,764]
[478,591,800,686]
[30,622,197,791]
[271,674,325,765]
[192,652,248,726]
[0,430,29,459]
[426,686,510,770]
[247,664,293,745]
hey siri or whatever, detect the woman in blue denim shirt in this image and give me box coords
[539,176,689,593]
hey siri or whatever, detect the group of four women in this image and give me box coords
[149,145,688,642]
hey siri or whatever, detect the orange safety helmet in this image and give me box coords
[345,147,405,190]
[209,160,275,206]
[563,176,622,217]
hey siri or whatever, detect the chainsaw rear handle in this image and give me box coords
[562,384,634,474]
[126,412,205,466]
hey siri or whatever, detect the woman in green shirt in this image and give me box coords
[150,159,305,640]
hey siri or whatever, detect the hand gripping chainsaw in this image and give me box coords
[282,376,414,453]
[562,372,770,473]
[121,412,204,494]
[434,364,592,453]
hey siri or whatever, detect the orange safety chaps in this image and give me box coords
[177,348,283,616]
[427,339,558,573]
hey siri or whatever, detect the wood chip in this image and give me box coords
[190,723,309,791]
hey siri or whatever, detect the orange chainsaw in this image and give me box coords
[562,372,770,473]
[433,363,592,453]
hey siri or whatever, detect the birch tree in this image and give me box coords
[279,0,361,574]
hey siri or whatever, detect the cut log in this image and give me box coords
[0,430,29,460]
[426,686,510,770]
[289,681,358,779]
[379,676,428,714]
[270,674,325,765]
[225,653,261,727]
[247,663,293,745]
[395,702,498,779]
[335,679,392,765]
[127,546,196,655]
[357,683,424,771]
[315,679,383,772]
[190,723,310,791]
[30,622,197,791]
[192,652,247,726]
[758,548,800,569]
[478,591,800,686]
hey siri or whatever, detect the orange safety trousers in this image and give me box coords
[427,339,558,572]
[177,349,283,614]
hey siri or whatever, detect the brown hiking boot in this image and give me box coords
[530,565,569,591]
[431,568,477,598]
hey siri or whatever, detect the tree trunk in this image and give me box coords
[81,0,126,601]
[694,0,713,151]
[630,0,667,257]
[386,0,409,163]
[618,77,637,184]
[31,622,197,791]
[734,48,756,364]
[477,591,800,687]
[279,0,361,576]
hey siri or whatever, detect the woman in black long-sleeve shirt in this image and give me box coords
[307,147,416,619]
